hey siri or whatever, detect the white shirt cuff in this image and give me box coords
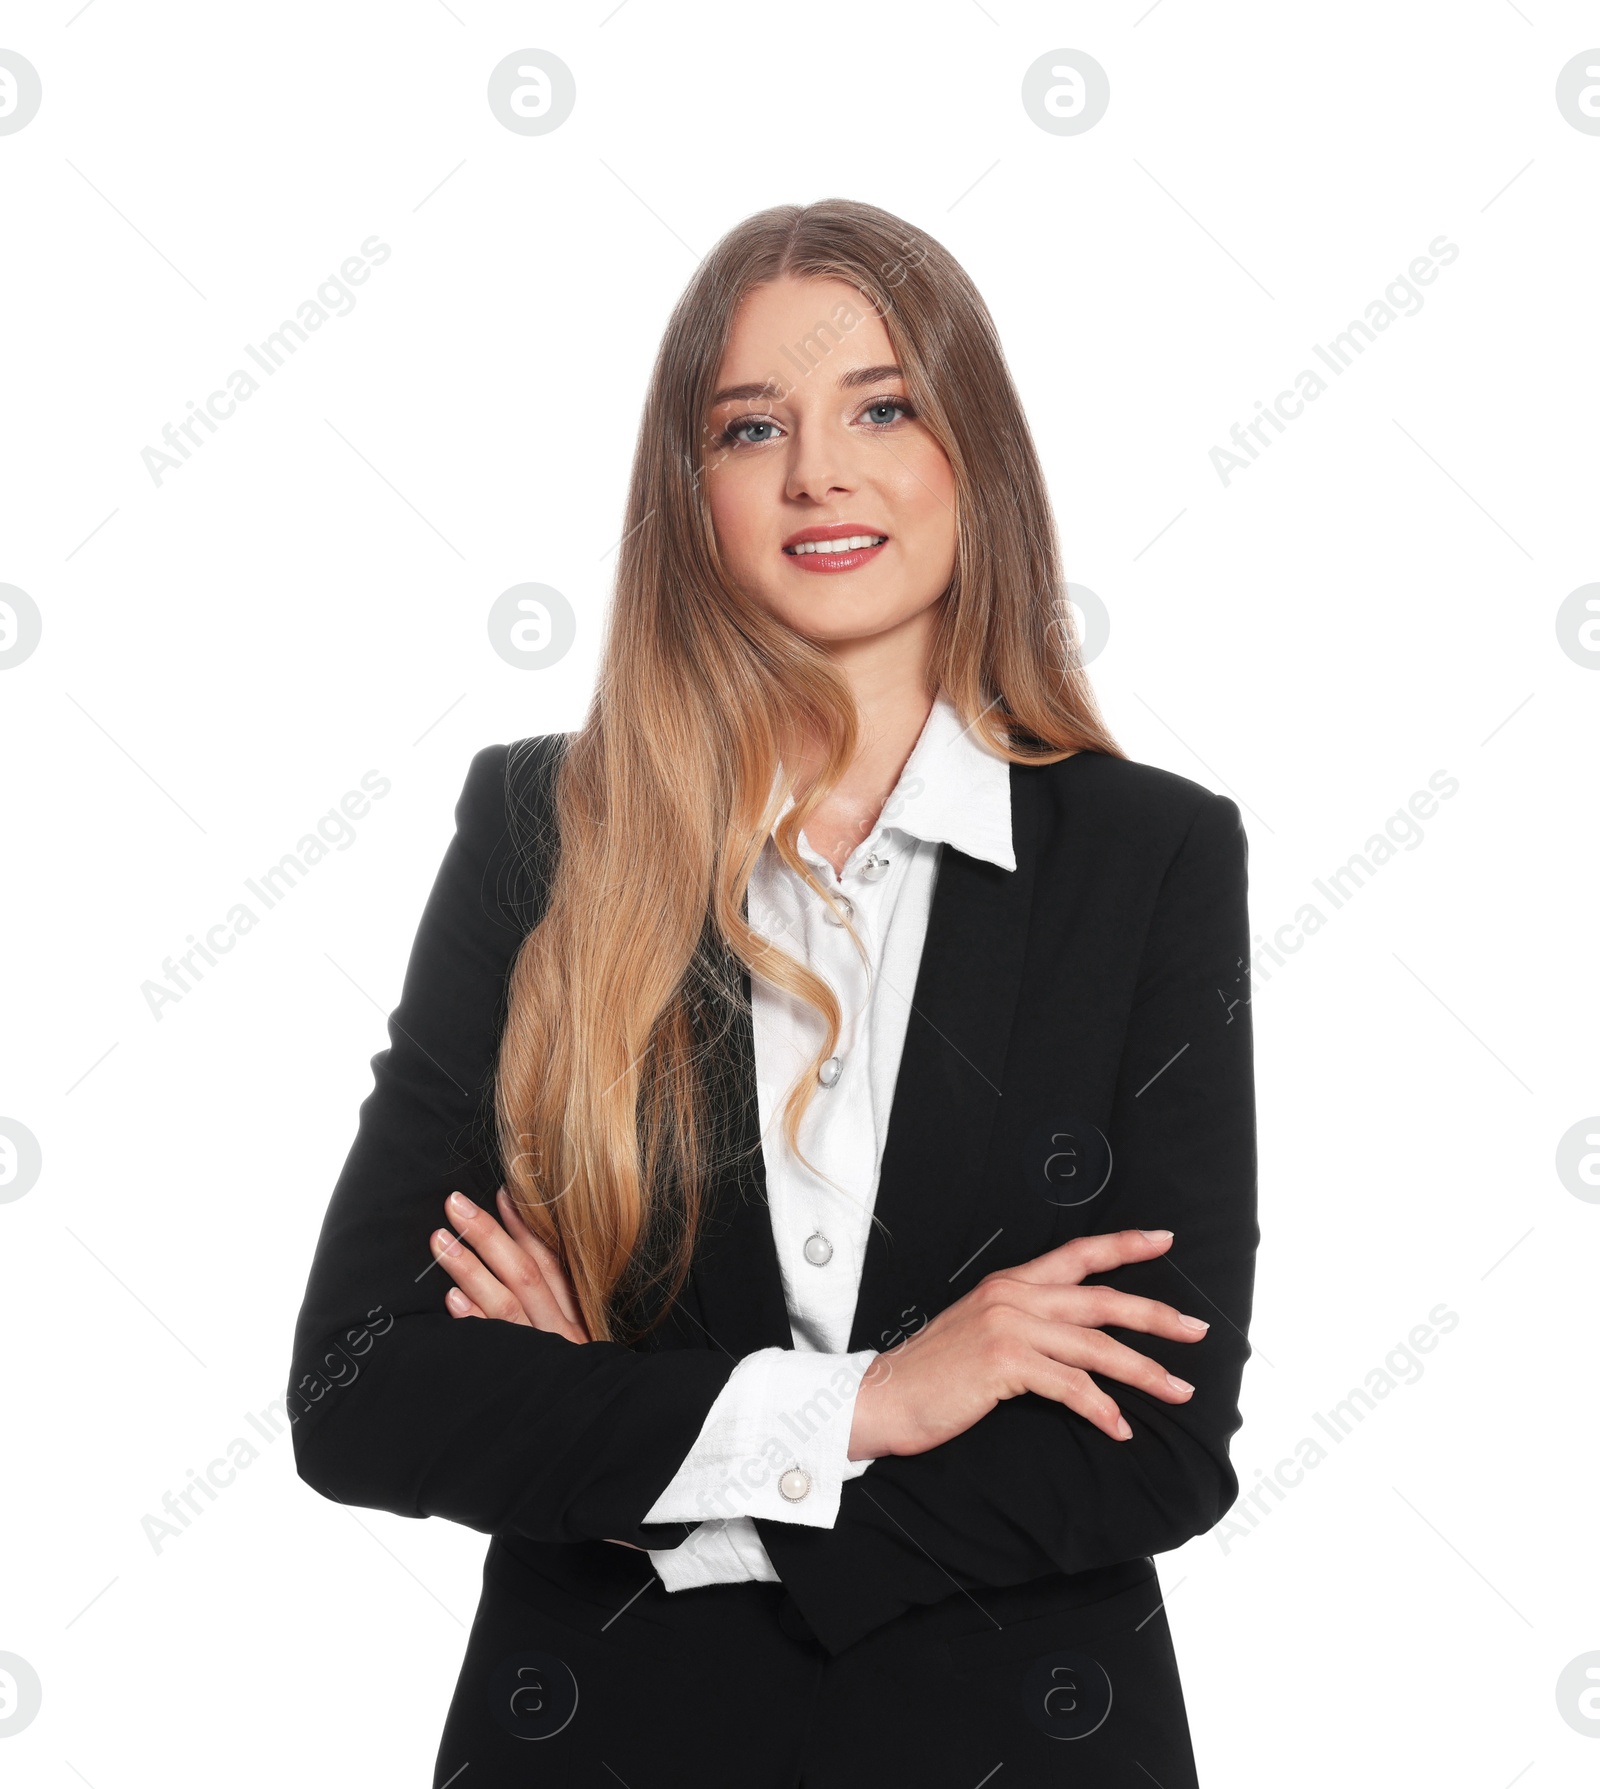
[641,1345,880,1530]
[647,1517,781,1592]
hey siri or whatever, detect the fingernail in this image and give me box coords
[446,1288,469,1313]
[1114,1416,1133,1440]
[1166,1374,1194,1395]
[449,1191,477,1218]
[433,1229,459,1255]
[1178,1314,1209,1333]
[1140,1229,1173,1243]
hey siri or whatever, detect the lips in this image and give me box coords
[781,523,890,575]
[782,522,889,549]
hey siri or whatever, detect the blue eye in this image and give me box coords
[724,417,780,446]
[713,395,915,451]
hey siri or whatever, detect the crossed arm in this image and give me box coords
[428,1186,1212,1553]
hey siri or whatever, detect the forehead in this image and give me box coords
[712,274,896,395]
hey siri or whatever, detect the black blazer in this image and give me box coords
[288,735,1257,1777]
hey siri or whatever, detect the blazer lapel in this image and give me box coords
[848,761,1040,1352]
[680,957,798,1360]
[685,762,1041,1361]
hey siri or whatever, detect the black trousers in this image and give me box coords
[434,1536,1200,1787]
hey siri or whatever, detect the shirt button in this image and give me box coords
[823,894,854,926]
[803,1232,834,1265]
[778,1467,812,1502]
[859,851,890,882]
[818,1056,842,1087]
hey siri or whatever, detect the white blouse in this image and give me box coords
[644,691,1016,1591]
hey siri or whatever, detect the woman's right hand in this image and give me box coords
[848,1228,1210,1459]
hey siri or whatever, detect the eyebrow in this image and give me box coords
[708,363,905,407]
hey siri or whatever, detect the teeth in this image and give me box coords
[787,534,887,555]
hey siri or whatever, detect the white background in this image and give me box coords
[2,3,1597,1784]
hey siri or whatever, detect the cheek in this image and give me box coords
[894,447,958,555]
[706,471,766,570]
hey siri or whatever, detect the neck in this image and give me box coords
[786,605,940,870]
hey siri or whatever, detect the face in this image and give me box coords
[700,276,958,647]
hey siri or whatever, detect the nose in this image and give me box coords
[783,413,857,506]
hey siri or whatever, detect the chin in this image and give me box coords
[772,600,905,642]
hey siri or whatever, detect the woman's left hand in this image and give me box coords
[431,1187,590,1344]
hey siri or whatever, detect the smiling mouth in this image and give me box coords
[782,533,889,556]
[780,533,890,576]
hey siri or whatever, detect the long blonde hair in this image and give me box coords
[496,198,1122,1343]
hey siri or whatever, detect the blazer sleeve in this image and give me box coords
[287,739,738,1550]
[754,790,1258,1654]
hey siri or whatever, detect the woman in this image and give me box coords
[289,197,1257,1787]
